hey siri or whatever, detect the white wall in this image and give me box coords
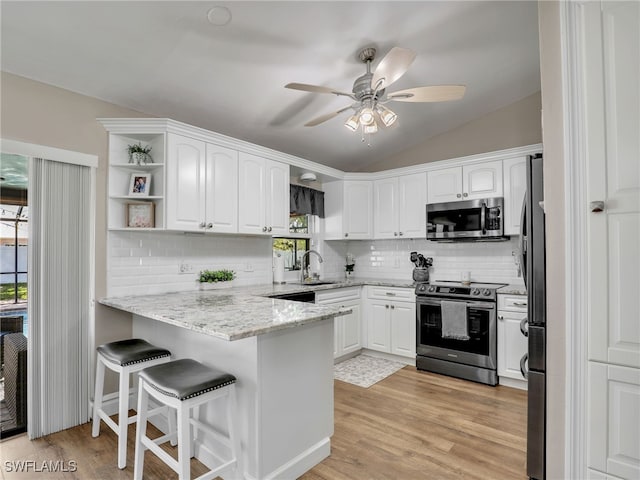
[322,238,523,285]
[107,231,272,297]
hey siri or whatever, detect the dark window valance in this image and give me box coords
[290,185,325,218]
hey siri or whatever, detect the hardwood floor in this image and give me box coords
[0,367,526,479]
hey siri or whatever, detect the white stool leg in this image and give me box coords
[133,380,149,480]
[92,356,105,438]
[189,405,200,458]
[177,402,191,480]
[227,385,243,478]
[168,405,178,447]
[117,366,130,469]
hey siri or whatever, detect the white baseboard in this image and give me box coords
[498,376,528,390]
[360,348,416,366]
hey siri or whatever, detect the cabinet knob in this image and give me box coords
[262,226,268,232]
[385,304,389,309]
[207,223,213,229]
[463,193,468,197]
[498,315,504,321]
[590,200,605,213]
[199,222,206,228]
[457,193,462,198]
[345,233,349,237]
[267,226,272,232]
[391,305,395,309]
[394,232,398,236]
[399,232,404,236]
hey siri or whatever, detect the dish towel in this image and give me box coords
[441,301,470,341]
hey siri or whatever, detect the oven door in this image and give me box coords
[426,197,504,239]
[416,297,497,369]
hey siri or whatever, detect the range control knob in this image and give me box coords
[428,286,436,293]
[418,285,426,292]
[471,288,481,296]
[482,289,491,296]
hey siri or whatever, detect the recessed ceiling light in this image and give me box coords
[207,6,232,26]
[299,173,317,182]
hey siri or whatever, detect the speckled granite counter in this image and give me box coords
[100,290,349,341]
[497,284,527,295]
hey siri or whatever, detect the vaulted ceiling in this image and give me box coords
[1,1,541,171]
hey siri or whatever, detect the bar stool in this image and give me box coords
[92,338,172,469]
[134,358,242,480]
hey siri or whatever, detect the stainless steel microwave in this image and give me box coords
[426,197,506,240]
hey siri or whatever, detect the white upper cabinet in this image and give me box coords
[238,152,289,235]
[324,180,373,239]
[427,160,503,203]
[374,172,427,239]
[503,156,527,235]
[166,133,207,231]
[166,133,238,233]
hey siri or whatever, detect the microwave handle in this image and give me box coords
[481,202,487,235]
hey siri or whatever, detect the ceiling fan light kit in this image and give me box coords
[285,46,466,141]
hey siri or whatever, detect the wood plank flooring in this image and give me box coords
[0,367,526,479]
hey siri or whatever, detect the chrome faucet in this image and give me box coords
[300,249,324,283]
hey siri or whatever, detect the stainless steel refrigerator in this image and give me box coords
[519,154,546,480]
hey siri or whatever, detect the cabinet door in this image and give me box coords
[427,167,462,203]
[367,301,391,352]
[238,152,266,234]
[588,363,640,479]
[205,143,238,233]
[503,156,527,235]
[390,302,416,357]
[373,177,398,239]
[265,160,290,235]
[341,302,362,355]
[398,172,427,238]
[497,311,528,380]
[343,181,373,239]
[463,160,504,200]
[166,133,206,231]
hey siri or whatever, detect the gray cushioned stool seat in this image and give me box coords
[97,338,171,367]
[139,358,236,401]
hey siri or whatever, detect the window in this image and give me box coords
[273,238,309,271]
[0,204,28,305]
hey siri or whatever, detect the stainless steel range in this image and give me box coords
[415,281,505,385]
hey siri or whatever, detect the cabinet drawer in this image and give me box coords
[498,294,528,312]
[316,286,361,304]
[367,286,415,302]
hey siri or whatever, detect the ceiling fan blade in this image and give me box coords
[304,105,352,127]
[371,47,416,90]
[285,83,353,97]
[387,85,466,102]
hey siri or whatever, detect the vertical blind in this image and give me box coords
[28,157,93,438]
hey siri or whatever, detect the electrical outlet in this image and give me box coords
[244,263,254,272]
[179,263,193,274]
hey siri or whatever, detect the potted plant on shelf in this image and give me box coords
[198,269,236,290]
[127,142,153,165]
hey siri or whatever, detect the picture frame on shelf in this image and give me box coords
[126,202,155,228]
[128,172,151,196]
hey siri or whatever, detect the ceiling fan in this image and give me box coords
[285,47,466,135]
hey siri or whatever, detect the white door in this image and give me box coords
[497,311,528,380]
[581,2,640,478]
[341,302,362,355]
[463,160,503,200]
[373,177,398,239]
[503,156,527,235]
[166,133,206,231]
[238,152,266,234]
[367,302,391,352]
[427,166,462,203]
[265,160,290,235]
[205,143,238,234]
[398,172,427,238]
[343,181,373,239]
[390,302,416,357]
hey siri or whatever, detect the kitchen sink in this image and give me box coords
[289,280,338,286]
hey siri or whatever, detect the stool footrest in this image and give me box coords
[97,410,119,435]
[194,459,236,480]
[141,436,180,472]
[189,417,231,448]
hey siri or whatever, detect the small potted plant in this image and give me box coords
[198,269,235,290]
[127,142,153,165]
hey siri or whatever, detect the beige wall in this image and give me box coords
[538,3,566,479]
[0,72,148,385]
[362,91,542,172]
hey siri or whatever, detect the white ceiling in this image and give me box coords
[1,1,540,172]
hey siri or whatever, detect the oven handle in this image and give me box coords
[416,297,495,309]
[520,353,529,379]
[481,202,487,235]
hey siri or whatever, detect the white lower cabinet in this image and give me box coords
[316,287,362,360]
[588,362,640,480]
[497,293,528,388]
[365,287,416,359]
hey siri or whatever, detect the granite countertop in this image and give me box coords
[100,278,417,341]
[497,284,527,295]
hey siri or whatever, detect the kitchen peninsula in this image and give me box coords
[100,289,350,480]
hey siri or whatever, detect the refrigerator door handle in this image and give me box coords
[520,317,529,337]
[519,194,527,288]
[520,353,529,379]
